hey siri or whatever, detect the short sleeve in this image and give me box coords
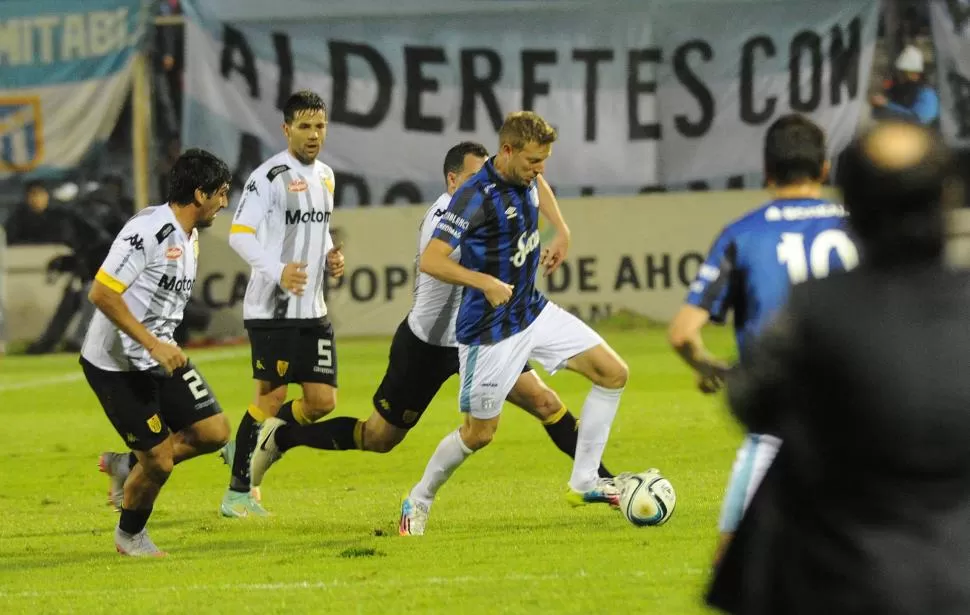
[431,186,484,249]
[685,227,738,323]
[95,222,152,293]
[231,171,274,234]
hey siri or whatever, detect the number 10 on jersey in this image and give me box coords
[777,230,859,284]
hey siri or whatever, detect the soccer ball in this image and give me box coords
[619,469,676,527]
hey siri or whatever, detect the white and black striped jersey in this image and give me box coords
[407,193,463,347]
[81,204,199,372]
[231,150,335,325]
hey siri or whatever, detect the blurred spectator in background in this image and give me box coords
[155,0,183,141]
[157,138,181,202]
[3,182,65,246]
[91,173,136,218]
[26,185,128,354]
[870,45,940,126]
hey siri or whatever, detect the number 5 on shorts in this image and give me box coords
[182,369,209,400]
[318,338,333,369]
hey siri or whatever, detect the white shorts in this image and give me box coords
[457,302,603,419]
[717,432,781,532]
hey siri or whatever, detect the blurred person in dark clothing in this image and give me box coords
[707,121,970,614]
[92,174,135,218]
[27,187,129,354]
[3,182,65,245]
[870,45,939,126]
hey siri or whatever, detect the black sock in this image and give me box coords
[229,412,261,492]
[543,410,614,479]
[276,416,360,452]
[119,507,152,535]
[276,400,297,423]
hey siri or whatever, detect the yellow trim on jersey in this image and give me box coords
[230,224,257,234]
[95,269,128,293]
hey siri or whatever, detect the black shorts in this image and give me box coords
[373,319,532,429]
[80,357,223,451]
[247,321,338,388]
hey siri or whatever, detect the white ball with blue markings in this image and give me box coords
[620,469,676,527]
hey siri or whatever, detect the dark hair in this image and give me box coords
[763,114,827,186]
[283,90,327,124]
[838,121,954,266]
[167,148,231,205]
[443,141,488,180]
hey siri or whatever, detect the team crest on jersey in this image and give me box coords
[146,414,162,434]
[288,178,308,192]
[166,246,183,260]
[0,96,43,172]
[276,360,289,377]
[321,175,334,194]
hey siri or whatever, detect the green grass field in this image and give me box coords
[0,323,741,614]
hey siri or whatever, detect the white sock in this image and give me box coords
[409,428,474,508]
[569,385,624,492]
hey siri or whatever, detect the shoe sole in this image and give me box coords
[115,544,166,557]
[219,505,248,518]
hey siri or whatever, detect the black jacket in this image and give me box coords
[708,264,970,615]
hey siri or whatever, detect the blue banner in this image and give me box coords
[0,0,151,177]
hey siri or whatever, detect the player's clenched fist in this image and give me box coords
[483,277,514,307]
[280,262,309,295]
[149,340,187,375]
[326,243,345,278]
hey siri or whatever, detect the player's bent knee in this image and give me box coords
[203,414,232,448]
[603,358,630,389]
[256,385,287,416]
[183,414,231,453]
[461,421,497,450]
[592,354,629,389]
[367,435,401,454]
[303,399,336,422]
[534,388,564,418]
[362,414,406,453]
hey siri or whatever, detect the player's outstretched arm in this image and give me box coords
[668,304,729,394]
[420,239,512,307]
[88,280,187,374]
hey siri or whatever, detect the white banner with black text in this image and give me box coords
[931,0,970,148]
[181,0,879,204]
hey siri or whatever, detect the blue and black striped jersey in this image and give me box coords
[686,198,859,359]
[431,158,548,345]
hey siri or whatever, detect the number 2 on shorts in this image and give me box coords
[182,369,209,400]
